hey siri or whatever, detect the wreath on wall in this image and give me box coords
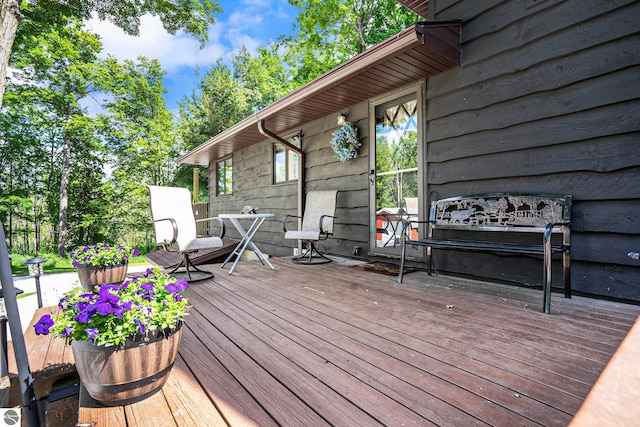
[330,122,360,162]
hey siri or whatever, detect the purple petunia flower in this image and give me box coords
[134,318,146,335]
[34,314,54,335]
[165,278,188,293]
[74,307,95,324]
[139,281,156,301]
[58,295,70,310]
[95,302,115,316]
[85,327,98,341]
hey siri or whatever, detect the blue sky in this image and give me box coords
[84,0,299,112]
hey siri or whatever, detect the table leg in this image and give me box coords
[221,217,275,274]
[246,240,275,270]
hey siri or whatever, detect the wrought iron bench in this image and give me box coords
[397,193,572,313]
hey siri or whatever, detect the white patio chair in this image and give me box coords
[282,190,338,264]
[147,185,225,281]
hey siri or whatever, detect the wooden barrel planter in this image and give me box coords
[71,326,182,406]
[76,263,128,292]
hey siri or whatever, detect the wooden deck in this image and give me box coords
[145,238,238,269]
[76,257,640,426]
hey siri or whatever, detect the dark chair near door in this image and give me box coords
[282,190,338,264]
[147,185,225,281]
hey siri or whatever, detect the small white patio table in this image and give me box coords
[219,213,275,274]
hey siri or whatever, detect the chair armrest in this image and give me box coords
[319,215,336,234]
[195,216,226,239]
[282,215,301,233]
[152,217,179,245]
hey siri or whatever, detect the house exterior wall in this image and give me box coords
[207,0,640,301]
[425,0,640,300]
[208,100,371,260]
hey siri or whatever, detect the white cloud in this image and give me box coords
[84,14,228,74]
[82,1,298,110]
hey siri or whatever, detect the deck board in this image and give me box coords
[77,257,640,426]
[145,238,238,269]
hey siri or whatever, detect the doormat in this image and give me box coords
[353,262,416,276]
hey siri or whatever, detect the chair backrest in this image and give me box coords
[302,190,338,234]
[147,186,197,249]
[405,197,418,215]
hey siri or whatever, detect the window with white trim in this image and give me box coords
[216,156,232,195]
[273,133,301,184]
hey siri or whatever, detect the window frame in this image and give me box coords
[273,133,301,184]
[216,156,233,196]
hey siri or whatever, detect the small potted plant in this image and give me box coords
[34,267,189,406]
[71,242,140,291]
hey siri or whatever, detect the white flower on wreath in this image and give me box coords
[330,122,360,162]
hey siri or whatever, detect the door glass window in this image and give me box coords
[374,92,419,249]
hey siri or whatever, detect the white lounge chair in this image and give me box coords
[147,185,225,281]
[282,190,338,264]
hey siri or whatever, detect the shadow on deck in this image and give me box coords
[145,238,238,269]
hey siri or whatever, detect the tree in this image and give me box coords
[4,6,184,255]
[177,45,293,198]
[285,0,416,84]
[9,11,107,256]
[232,44,292,111]
[99,56,180,246]
[176,60,251,197]
[0,0,222,107]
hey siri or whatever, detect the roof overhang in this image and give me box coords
[396,0,429,20]
[178,21,460,166]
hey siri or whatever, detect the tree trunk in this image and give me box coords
[57,131,71,257]
[0,0,23,107]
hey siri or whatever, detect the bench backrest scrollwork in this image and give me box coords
[430,193,572,233]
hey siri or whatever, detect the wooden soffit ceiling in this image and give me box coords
[396,0,429,19]
[178,21,460,166]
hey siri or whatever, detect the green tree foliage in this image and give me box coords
[97,56,179,246]
[232,45,293,111]
[0,0,222,107]
[285,0,416,84]
[2,8,182,254]
[176,45,293,197]
[8,11,107,256]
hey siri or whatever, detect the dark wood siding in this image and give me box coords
[426,0,640,300]
[208,100,371,260]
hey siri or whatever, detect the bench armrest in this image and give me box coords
[543,222,571,244]
[400,219,430,240]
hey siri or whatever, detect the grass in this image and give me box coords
[10,252,149,277]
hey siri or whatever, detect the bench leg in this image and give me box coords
[563,250,571,299]
[543,254,552,314]
[398,235,407,283]
[543,232,553,314]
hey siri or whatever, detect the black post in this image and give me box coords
[0,222,41,426]
[22,258,47,309]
